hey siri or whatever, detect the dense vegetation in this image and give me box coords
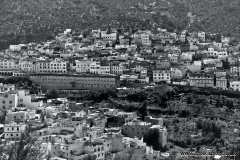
[1,0,240,50]
[67,85,240,158]
[0,77,41,94]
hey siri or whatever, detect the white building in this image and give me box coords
[207,47,218,57]
[13,90,43,110]
[9,44,24,51]
[189,73,214,87]
[170,68,186,79]
[216,77,227,90]
[4,122,27,140]
[0,59,19,71]
[0,92,18,112]
[230,66,239,74]
[0,84,15,92]
[153,70,171,83]
[33,60,68,73]
[101,30,117,41]
[75,60,91,73]
[111,65,123,75]
[90,61,110,74]
[198,31,206,42]
[180,30,187,42]
[141,33,151,46]
[19,60,34,72]
[230,81,240,91]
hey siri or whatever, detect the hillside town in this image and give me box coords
[0,28,239,160]
[1,28,240,92]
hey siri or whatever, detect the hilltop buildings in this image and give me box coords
[0,27,239,91]
[0,27,239,160]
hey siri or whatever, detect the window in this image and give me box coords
[2,101,5,104]
[9,101,12,104]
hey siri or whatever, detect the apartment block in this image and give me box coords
[153,70,171,83]
[75,60,91,73]
[0,92,18,112]
[0,59,19,71]
[29,73,120,90]
[216,77,227,89]
[4,122,27,141]
[32,60,68,73]
[189,73,214,88]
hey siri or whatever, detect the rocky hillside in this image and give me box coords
[0,0,239,50]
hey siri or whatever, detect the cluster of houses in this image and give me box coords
[0,83,171,160]
[0,84,229,160]
[1,28,240,93]
[0,27,237,159]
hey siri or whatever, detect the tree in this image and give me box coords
[187,96,193,104]
[226,99,234,110]
[216,99,220,108]
[174,125,179,133]
[46,88,60,99]
[0,127,46,160]
[126,90,148,102]
[90,121,94,127]
[144,128,161,150]
[139,101,148,120]
[196,118,203,129]
[178,109,190,118]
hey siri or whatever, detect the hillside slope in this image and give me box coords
[0,0,239,50]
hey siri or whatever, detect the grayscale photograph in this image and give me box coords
[0,0,239,159]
